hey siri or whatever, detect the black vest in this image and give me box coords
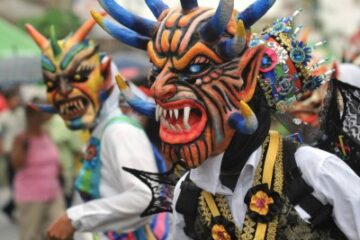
[175,138,347,240]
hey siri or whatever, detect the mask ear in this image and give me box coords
[101,55,113,90]
[238,45,265,102]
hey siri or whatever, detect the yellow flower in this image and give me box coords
[249,190,274,216]
[211,224,232,240]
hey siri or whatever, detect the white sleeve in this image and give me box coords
[67,123,158,233]
[172,173,192,240]
[295,146,360,240]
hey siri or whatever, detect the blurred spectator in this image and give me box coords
[117,55,161,149]
[343,27,360,66]
[45,115,84,207]
[0,86,25,221]
[0,91,8,112]
[11,101,64,240]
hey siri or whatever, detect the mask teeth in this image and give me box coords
[312,40,328,50]
[308,58,329,71]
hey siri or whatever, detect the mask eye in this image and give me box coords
[184,56,211,76]
[149,65,161,83]
[45,80,57,92]
[72,65,94,82]
[188,64,206,74]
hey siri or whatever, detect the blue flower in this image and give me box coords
[290,41,312,65]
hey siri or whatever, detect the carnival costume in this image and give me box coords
[317,64,360,176]
[92,0,360,239]
[26,18,169,240]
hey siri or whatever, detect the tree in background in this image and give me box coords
[16,8,81,39]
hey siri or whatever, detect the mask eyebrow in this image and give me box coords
[173,42,222,70]
[60,40,90,70]
[41,55,56,73]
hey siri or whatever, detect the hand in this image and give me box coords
[47,213,75,240]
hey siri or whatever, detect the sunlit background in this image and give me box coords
[0,0,359,238]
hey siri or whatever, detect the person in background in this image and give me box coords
[116,55,161,149]
[0,86,25,221]
[26,17,168,240]
[45,115,84,207]
[11,100,65,240]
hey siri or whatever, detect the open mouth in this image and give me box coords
[156,99,207,144]
[55,96,89,120]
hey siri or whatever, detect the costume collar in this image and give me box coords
[190,147,262,196]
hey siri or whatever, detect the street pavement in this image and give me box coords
[0,187,18,240]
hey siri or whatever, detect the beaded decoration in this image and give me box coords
[252,9,333,113]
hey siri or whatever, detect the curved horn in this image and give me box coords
[50,25,62,57]
[91,10,149,50]
[145,0,169,18]
[238,0,276,28]
[200,0,234,43]
[71,14,105,43]
[218,20,246,59]
[115,74,156,117]
[25,24,48,50]
[180,0,198,12]
[98,0,158,37]
[228,101,258,134]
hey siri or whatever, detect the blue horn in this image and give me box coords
[98,0,158,37]
[145,0,169,18]
[180,0,198,12]
[237,0,276,29]
[219,20,247,59]
[91,10,149,50]
[200,0,234,43]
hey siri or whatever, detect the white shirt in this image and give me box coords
[173,145,360,240]
[67,109,158,238]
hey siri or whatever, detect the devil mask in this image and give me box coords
[92,0,277,168]
[26,17,113,130]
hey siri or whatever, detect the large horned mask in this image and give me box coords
[26,17,113,130]
[93,0,275,168]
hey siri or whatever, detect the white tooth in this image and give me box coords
[163,109,167,118]
[169,109,173,118]
[155,105,160,122]
[75,101,80,110]
[169,124,177,132]
[184,122,191,131]
[79,100,84,109]
[163,119,170,129]
[158,106,163,118]
[174,109,179,119]
[183,107,191,127]
[176,124,183,131]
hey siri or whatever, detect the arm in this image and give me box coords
[67,123,158,232]
[316,157,360,240]
[10,134,28,170]
[295,146,360,240]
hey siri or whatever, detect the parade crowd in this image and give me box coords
[1,0,360,240]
